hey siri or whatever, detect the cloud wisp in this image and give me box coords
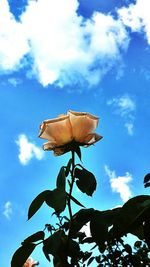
[107,94,136,135]
[16,134,44,165]
[0,0,129,87]
[3,201,13,220]
[118,0,150,45]
[104,165,133,202]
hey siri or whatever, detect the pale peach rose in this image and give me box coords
[23,257,39,267]
[39,110,102,156]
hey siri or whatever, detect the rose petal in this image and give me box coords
[68,110,99,143]
[53,147,67,156]
[43,141,57,151]
[23,258,39,267]
[83,133,103,146]
[39,115,73,146]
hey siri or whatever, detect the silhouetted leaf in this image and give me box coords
[69,208,94,237]
[81,237,94,244]
[144,173,150,183]
[87,256,95,266]
[65,159,72,177]
[66,193,85,208]
[134,241,142,248]
[43,230,65,257]
[56,167,66,190]
[144,182,150,188]
[11,243,36,267]
[111,195,150,239]
[74,146,82,161]
[144,219,150,249]
[28,190,50,220]
[22,231,45,245]
[75,167,97,196]
[43,245,51,262]
[45,188,66,214]
[90,211,108,252]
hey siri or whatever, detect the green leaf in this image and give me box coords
[70,208,94,237]
[11,243,36,267]
[111,195,150,239]
[144,182,150,188]
[87,256,95,266]
[45,188,66,214]
[144,173,150,183]
[66,193,85,208]
[75,167,97,196]
[74,146,82,161]
[22,231,45,244]
[65,159,72,177]
[28,190,50,220]
[56,167,66,190]
[90,211,108,253]
[43,230,65,257]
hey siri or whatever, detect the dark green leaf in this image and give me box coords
[124,244,132,254]
[75,167,97,196]
[144,173,150,183]
[11,243,36,267]
[45,188,66,214]
[81,237,94,244]
[22,231,45,244]
[87,256,95,266]
[74,146,82,161]
[95,255,101,263]
[134,241,142,248]
[28,190,50,220]
[90,211,108,253]
[56,167,66,190]
[67,239,80,259]
[144,182,150,188]
[65,159,72,177]
[43,246,51,262]
[82,252,92,262]
[66,193,85,208]
[111,195,150,239]
[144,219,150,249]
[70,208,94,237]
[43,230,65,257]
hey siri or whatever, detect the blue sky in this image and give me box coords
[0,0,150,266]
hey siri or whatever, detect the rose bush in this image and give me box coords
[39,110,102,155]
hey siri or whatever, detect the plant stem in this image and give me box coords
[67,150,75,223]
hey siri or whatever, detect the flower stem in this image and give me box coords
[67,150,75,223]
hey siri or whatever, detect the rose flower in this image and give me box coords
[39,110,102,156]
[23,257,39,267]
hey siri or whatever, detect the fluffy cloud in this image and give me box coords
[0,0,29,71]
[118,0,150,45]
[0,0,129,87]
[104,165,132,202]
[16,134,44,165]
[107,94,136,135]
[3,201,13,220]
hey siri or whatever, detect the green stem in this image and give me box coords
[67,150,75,223]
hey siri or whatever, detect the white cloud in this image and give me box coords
[118,0,150,45]
[0,0,29,71]
[125,122,134,136]
[107,94,136,135]
[3,201,13,220]
[104,165,132,202]
[107,94,136,117]
[16,134,44,165]
[0,0,129,87]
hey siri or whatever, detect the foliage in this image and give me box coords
[11,138,150,266]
